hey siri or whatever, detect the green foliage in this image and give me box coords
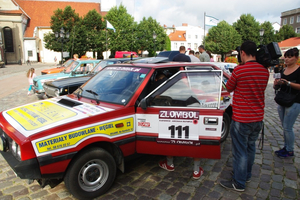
[275,25,297,41]
[105,4,137,56]
[44,6,84,57]
[81,9,106,58]
[205,21,242,61]
[260,21,275,44]
[233,14,260,44]
[136,16,167,56]
[165,36,171,51]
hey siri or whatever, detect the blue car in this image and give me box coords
[33,59,101,93]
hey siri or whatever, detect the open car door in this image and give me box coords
[135,70,224,159]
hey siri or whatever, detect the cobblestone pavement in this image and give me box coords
[0,64,299,200]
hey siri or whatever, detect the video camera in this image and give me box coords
[236,42,282,68]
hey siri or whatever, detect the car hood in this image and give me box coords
[34,72,69,82]
[45,76,91,88]
[2,97,114,138]
[41,67,64,73]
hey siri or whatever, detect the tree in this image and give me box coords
[105,4,137,57]
[260,21,276,44]
[81,9,106,59]
[136,16,167,56]
[233,14,260,44]
[44,6,84,58]
[205,21,242,61]
[275,24,297,41]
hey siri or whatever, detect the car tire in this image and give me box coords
[64,147,116,200]
[220,112,230,143]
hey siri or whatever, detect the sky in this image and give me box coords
[45,0,300,28]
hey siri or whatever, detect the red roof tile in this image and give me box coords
[169,30,186,41]
[278,37,300,49]
[14,0,102,37]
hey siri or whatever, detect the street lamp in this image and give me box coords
[18,45,22,65]
[259,28,264,45]
[55,27,69,64]
[153,32,157,56]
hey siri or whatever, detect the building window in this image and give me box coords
[283,18,287,25]
[296,28,300,34]
[181,43,184,46]
[194,43,198,50]
[297,15,300,23]
[174,43,178,49]
[290,16,294,24]
[28,50,33,57]
[188,43,191,48]
[195,35,198,39]
[3,27,14,52]
[188,35,191,39]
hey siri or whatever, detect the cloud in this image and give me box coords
[116,0,300,26]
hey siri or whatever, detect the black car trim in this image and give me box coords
[113,136,136,146]
[136,135,220,145]
[0,151,41,179]
[38,151,77,167]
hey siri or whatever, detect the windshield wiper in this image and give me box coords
[85,89,100,104]
[76,87,83,99]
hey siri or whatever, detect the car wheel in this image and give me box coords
[64,147,116,200]
[220,112,230,143]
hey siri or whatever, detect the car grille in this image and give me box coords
[43,85,57,97]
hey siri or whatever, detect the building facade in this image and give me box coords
[280,8,300,34]
[0,0,115,64]
[167,23,205,52]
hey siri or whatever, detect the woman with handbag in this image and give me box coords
[273,47,300,158]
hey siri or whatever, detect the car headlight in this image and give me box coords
[11,140,21,160]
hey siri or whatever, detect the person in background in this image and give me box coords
[207,51,214,62]
[273,47,300,158]
[26,68,36,96]
[195,51,200,58]
[172,46,191,62]
[219,41,269,192]
[54,56,57,65]
[198,45,210,62]
[73,54,79,60]
[188,50,200,62]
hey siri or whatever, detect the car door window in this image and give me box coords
[147,70,223,108]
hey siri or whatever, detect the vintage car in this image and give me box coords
[43,58,138,97]
[41,59,73,75]
[0,62,231,200]
[33,59,101,94]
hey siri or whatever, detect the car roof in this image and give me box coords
[115,62,223,70]
[128,57,169,64]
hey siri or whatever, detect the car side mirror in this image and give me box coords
[140,98,148,110]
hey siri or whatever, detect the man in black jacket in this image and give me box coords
[172,46,191,62]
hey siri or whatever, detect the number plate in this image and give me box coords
[158,110,199,140]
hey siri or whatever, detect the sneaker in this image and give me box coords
[278,151,294,158]
[193,167,204,179]
[231,171,251,183]
[220,180,245,192]
[159,160,174,171]
[275,147,286,155]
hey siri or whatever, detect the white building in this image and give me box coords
[167,23,205,52]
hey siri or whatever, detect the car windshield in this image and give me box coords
[62,59,73,68]
[63,61,79,74]
[91,61,119,74]
[78,66,150,105]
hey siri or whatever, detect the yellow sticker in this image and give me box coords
[7,101,77,131]
[35,117,134,153]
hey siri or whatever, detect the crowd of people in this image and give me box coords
[172,45,213,62]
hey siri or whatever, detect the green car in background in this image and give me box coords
[33,59,101,94]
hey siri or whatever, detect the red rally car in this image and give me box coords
[0,63,232,200]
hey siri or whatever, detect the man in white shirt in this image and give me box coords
[188,50,200,62]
